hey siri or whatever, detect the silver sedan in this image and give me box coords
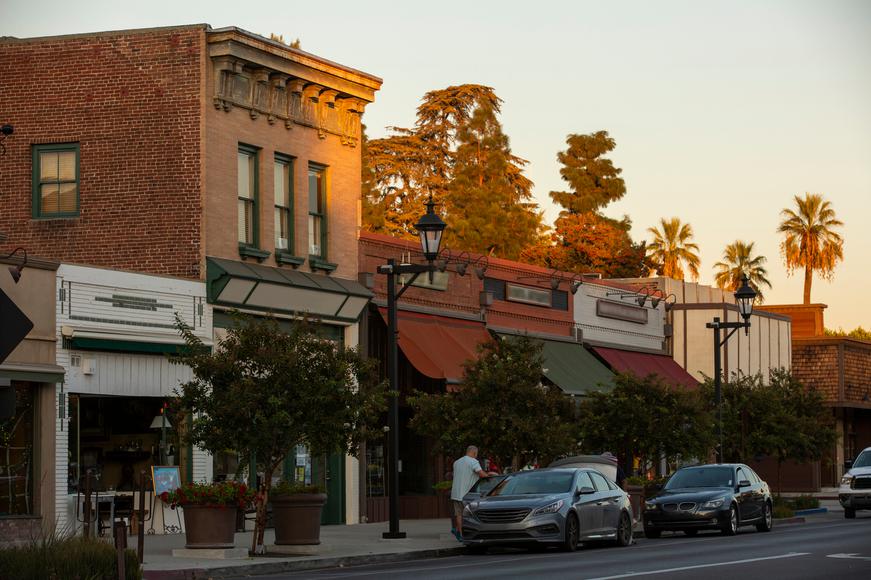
[461,468,633,552]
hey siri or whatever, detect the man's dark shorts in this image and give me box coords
[452,500,464,518]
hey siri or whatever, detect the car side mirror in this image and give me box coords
[738,480,751,488]
[577,486,596,495]
[647,483,663,493]
[844,459,853,471]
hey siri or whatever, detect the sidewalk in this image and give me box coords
[142,518,462,579]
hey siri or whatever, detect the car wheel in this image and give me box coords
[643,528,661,539]
[684,529,698,537]
[615,511,633,547]
[756,502,773,532]
[561,513,579,552]
[845,507,856,519]
[720,505,738,536]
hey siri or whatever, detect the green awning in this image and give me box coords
[540,339,614,396]
[69,337,196,355]
[206,257,372,323]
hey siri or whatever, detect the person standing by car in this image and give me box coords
[602,451,626,489]
[450,446,496,540]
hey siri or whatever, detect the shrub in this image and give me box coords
[790,495,820,510]
[0,535,141,580]
[271,480,325,496]
[772,504,795,519]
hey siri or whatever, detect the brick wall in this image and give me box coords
[0,26,205,279]
[793,338,871,405]
[844,342,871,403]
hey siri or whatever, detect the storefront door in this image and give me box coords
[313,453,345,525]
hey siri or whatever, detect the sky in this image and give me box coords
[4,0,870,330]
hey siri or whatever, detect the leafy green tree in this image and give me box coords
[577,373,713,473]
[521,213,648,278]
[778,193,844,304]
[701,370,835,493]
[172,314,385,554]
[646,217,701,281]
[549,131,626,215]
[713,240,772,302]
[362,85,541,257]
[444,102,542,258]
[825,326,871,341]
[409,335,576,471]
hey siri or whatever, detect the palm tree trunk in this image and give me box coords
[803,267,813,305]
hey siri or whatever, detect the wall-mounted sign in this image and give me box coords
[596,299,649,325]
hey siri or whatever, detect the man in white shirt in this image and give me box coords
[450,445,496,540]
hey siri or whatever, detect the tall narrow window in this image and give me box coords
[33,143,79,218]
[308,164,326,258]
[238,146,258,247]
[274,155,293,252]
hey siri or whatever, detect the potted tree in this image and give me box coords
[172,313,385,555]
[160,480,254,548]
[270,481,327,545]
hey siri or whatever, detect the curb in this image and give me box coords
[794,507,828,516]
[143,546,467,579]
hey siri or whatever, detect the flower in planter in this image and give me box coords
[270,480,325,497]
[159,480,255,510]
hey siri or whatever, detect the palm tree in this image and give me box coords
[713,241,772,302]
[777,193,844,304]
[646,217,701,281]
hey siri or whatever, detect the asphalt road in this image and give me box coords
[263,512,871,579]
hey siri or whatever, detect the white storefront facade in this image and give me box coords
[53,264,212,533]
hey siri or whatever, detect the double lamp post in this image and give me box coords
[707,274,757,464]
[377,198,447,539]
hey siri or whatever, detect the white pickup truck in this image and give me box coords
[839,446,871,519]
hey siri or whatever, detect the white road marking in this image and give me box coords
[584,552,811,579]
[827,553,871,561]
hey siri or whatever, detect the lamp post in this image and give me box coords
[378,197,446,539]
[706,274,757,463]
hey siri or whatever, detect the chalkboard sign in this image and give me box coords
[151,465,181,496]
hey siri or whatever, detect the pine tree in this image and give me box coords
[550,131,626,215]
[362,85,541,257]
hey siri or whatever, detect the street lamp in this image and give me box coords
[706,274,757,463]
[377,197,446,539]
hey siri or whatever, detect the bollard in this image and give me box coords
[114,520,127,580]
[137,470,146,563]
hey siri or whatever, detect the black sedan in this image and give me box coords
[643,463,772,537]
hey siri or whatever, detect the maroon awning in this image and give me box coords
[592,346,699,390]
[379,309,492,384]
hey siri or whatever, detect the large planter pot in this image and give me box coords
[181,504,237,549]
[625,485,645,521]
[272,493,327,545]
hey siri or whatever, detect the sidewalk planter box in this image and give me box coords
[273,493,328,545]
[626,484,644,520]
[182,505,237,549]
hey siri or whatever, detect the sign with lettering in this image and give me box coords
[596,299,649,325]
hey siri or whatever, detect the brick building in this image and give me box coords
[0,24,380,533]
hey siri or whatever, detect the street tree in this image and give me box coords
[646,217,701,281]
[713,240,772,302]
[577,373,713,473]
[172,314,385,554]
[825,326,871,341]
[702,370,835,493]
[409,335,576,471]
[777,193,844,305]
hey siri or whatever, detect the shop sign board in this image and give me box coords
[0,288,34,365]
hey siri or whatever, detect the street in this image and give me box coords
[265,513,871,580]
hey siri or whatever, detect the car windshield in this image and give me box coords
[854,451,871,468]
[490,471,574,496]
[469,475,506,495]
[664,467,734,489]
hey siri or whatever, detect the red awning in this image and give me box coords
[592,346,699,389]
[379,309,491,383]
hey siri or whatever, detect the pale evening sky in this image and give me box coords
[4,0,870,330]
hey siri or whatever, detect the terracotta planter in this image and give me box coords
[181,504,237,549]
[272,493,327,545]
[625,484,645,521]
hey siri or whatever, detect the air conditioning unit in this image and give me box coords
[82,358,96,375]
[573,327,583,343]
